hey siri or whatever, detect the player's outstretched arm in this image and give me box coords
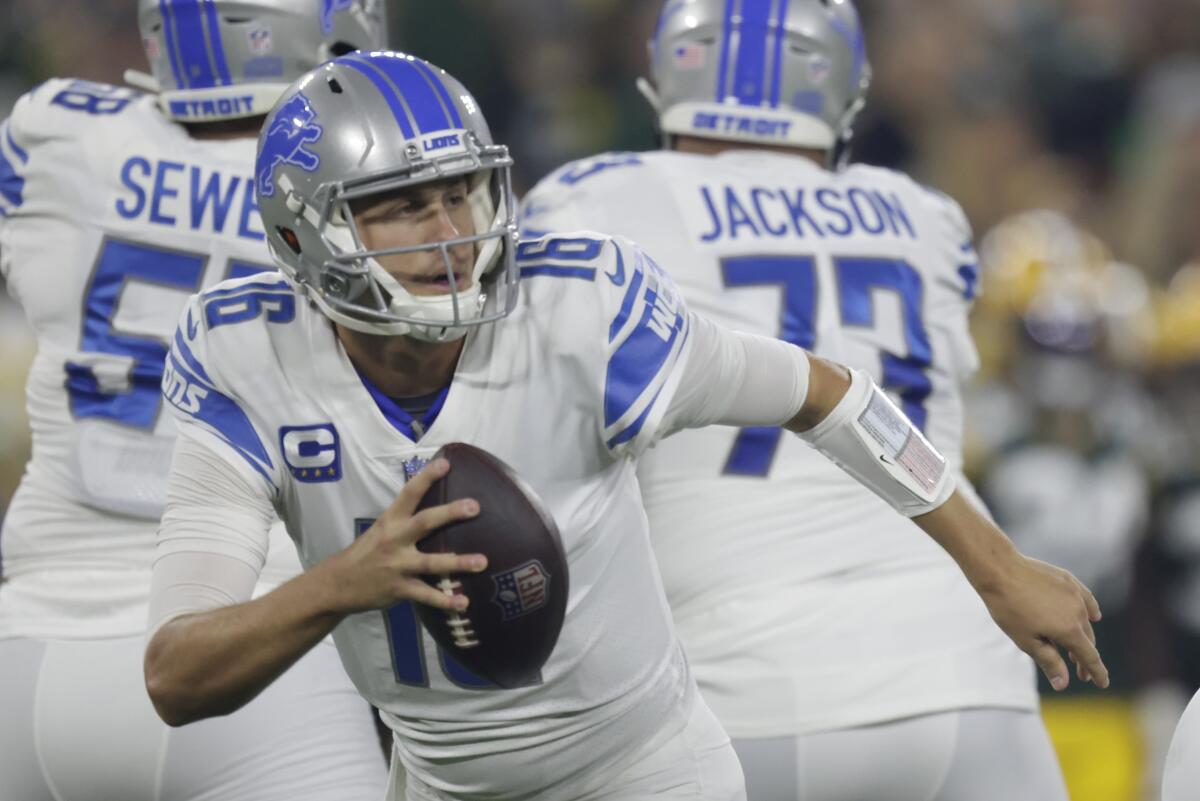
[783,355,1109,691]
[145,458,487,726]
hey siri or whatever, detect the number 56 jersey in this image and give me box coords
[0,79,298,639]
[522,150,1037,737]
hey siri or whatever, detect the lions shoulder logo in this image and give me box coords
[257,92,323,198]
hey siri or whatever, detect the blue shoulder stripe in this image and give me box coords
[603,283,687,431]
[165,350,275,485]
[608,255,644,342]
[173,327,214,385]
[0,144,25,208]
[3,122,28,164]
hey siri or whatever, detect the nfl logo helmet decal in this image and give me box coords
[491,560,551,621]
[248,25,273,55]
[280,423,341,483]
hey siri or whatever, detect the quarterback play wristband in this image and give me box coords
[798,368,955,517]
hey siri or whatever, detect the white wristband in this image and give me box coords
[798,368,955,517]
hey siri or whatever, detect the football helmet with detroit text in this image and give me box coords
[254,51,519,342]
[641,0,871,153]
[127,0,387,122]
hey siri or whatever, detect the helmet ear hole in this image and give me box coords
[278,227,302,255]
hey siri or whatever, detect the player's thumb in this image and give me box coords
[1029,640,1070,691]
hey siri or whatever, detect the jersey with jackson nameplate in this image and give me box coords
[161,234,698,798]
[0,78,299,639]
[522,150,1037,737]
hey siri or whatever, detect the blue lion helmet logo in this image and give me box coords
[256,92,324,199]
[320,0,356,34]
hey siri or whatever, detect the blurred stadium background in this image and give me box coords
[2,1,1199,799]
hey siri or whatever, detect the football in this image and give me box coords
[414,442,569,689]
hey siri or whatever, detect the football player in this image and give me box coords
[0,2,389,800]
[143,50,1107,801]
[517,2,1077,799]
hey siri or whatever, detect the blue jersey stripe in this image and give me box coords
[605,385,660,449]
[373,56,454,134]
[342,57,417,139]
[3,123,28,163]
[769,0,790,107]
[410,58,463,128]
[202,0,232,85]
[173,329,214,385]
[603,288,686,429]
[608,262,644,342]
[519,265,597,280]
[715,0,737,100]
[166,351,275,484]
[0,146,24,208]
[732,0,774,106]
[169,0,220,89]
[158,0,187,89]
[605,326,689,449]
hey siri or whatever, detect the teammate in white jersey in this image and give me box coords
[517,2,1069,799]
[0,3,390,800]
[142,50,1107,801]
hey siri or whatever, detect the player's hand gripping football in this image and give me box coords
[915,492,1108,692]
[322,458,488,614]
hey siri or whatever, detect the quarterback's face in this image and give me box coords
[352,177,476,296]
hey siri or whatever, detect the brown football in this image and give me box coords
[414,442,569,689]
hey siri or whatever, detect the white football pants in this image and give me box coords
[1163,688,1200,801]
[0,636,387,801]
[733,708,1067,801]
[394,692,746,801]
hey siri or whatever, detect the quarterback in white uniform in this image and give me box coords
[519,2,1072,799]
[143,51,1108,801]
[0,2,389,800]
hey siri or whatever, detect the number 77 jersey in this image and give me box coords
[0,78,298,639]
[520,150,1037,737]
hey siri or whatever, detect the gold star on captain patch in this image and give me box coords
[299,469,309,477]
[326,468,335,476]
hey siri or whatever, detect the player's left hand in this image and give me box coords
[913,490,1108,692]
[974,552,1107,691]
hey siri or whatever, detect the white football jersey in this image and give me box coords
[0,78,300,639]
[521,150,1037,737]
[161,235,700,798]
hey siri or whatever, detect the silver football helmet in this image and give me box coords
[254,51,519,342]
[641,0,872,152]
[126,0,387,122]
